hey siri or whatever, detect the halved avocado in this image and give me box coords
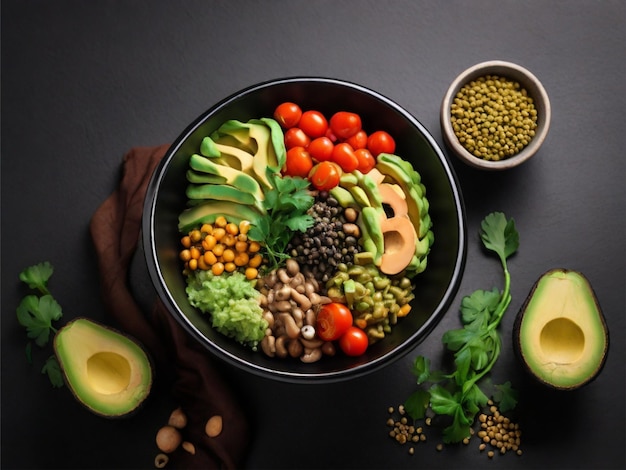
[513,269,609,390]
[53,318,153,417]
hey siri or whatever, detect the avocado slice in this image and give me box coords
[178,200,264,232]
[513,269,609,390]
[53,318,153,417]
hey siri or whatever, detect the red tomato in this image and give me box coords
[339,326,369,356]
[308,161,342,191]
[284,127,311,150]
[330,111,362,140]
[307,136,334,162]
[299,110,328,138]
[284,147,313,178]
[274,102,302,129]
[367,130,396,157]
[316,303,353,341]
[346,130,368,150]
[354,148,376,173]
[331,142,359,173]
[325,127,338,143]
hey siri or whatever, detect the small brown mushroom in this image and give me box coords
[301,347,323,363]
[260,335,276,357]
[288,338,303,358]
[156,425,182,454]
[154,453,169,469]
[280,313,301,339]
[167,407,188,429]
[182,441,196,455]
[275,335,289,358]
[205,415,223,437]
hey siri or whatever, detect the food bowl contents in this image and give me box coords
[513,269,609,390]
[450,75,537,161]
[175,101,434,362]
[53,317,153,417]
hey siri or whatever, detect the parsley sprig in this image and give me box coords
[16,261,65,388]
[404,212,519,443]
[248,171,314,270]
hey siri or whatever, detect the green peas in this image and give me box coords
[325,263,415,344]
[451,75,538,161]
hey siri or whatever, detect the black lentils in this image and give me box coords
[287,192,361,287]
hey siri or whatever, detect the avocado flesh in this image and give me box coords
[53,318,153,417]
[514,269,609,390]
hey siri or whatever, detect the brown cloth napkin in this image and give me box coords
[90,145,250,469]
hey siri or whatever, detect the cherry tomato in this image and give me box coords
[339,326,369,356]
[346,130,368,150]
[284,147,313,178]
[299,110,328,138]
[284,127,311,150]
[308,161,341,191]
[354,148,376,173]
[273,102,302,129]
[307,136,334,162]
[316,303,353,341]
[325,127,338,143]
[367,130,396,157]
[331,142,359,173]
[330,111,362,140]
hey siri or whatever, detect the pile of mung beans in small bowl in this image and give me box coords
[440,60,551,170]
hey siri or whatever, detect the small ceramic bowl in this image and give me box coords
[440,60,551,170]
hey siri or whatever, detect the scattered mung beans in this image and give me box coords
[387,404,428,454]
[386,400,522,458]
[450,75,538,161]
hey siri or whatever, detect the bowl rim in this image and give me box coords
[142,76,467,383]
[440,60,551,170]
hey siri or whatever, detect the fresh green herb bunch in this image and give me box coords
[16,261,65,388]
[248,171,315,271]
[404,212,520,443]
[451,76,538,161]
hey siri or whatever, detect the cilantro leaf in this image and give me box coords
[19,261,54,295]
[442,327,479,352]
[403,212,521,443]
[460,288,501,324]
[443,415,472,444]
[249,172,315,271]
[480,212,519,267]
[463,382,489,409]
[16,294,62,347]
[41,356,64,388]
[493,381,519,412]
[404,389,430,420]
[411,355,431,384]
[16,261,66,390]
[429,384,462,417]
[285,214,315,232]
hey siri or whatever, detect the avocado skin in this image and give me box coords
[512,268,609,391]
[53,317,154,418]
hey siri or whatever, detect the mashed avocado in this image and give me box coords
[186,270,267,349]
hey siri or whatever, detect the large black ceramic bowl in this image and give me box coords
[143,77,466,383]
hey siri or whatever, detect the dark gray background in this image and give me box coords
[2,1,625,469]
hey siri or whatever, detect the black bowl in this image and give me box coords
[143,77,466,383]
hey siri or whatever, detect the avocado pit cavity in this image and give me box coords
[539,317,585,364]
[86,351,132,395]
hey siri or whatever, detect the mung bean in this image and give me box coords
[450,75,537,161]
